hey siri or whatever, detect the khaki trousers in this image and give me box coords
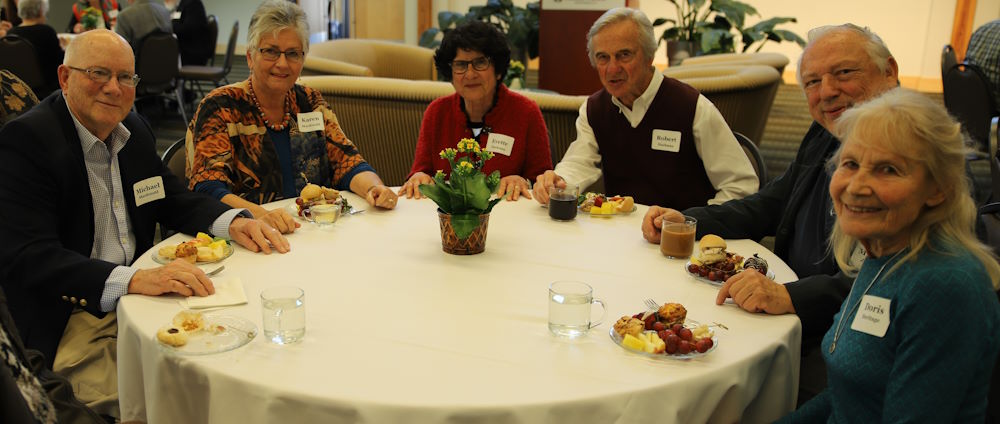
[53,308,119,419]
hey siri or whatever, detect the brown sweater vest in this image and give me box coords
[587,77,716,209]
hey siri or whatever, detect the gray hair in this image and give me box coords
[586,7,656,67]
[797,23,894,84]
[247,0,310,54]
[17,0,47,20]
[827,87,1000,288]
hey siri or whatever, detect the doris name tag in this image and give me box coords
[297,111,324,132]
[485,132,515,156]
[651,129,681,152]
[850,294,891,337]
[133,176,165,207]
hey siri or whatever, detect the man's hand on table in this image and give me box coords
[229,217,290,254]
[129,260,215,297]
[398,172,433,199]
[498,175,532,201]
[367,184,398,209]
[641,206,684,244]
[532,170,566,205]
[253,206,299,234]
[716,269,795,314]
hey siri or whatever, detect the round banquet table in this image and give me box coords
[118,191,801,424]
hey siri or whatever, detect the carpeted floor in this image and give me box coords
[146,58,991,201]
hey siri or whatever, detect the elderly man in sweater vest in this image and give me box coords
[532,8,757,210]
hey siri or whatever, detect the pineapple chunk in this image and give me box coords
[622,334,646,352]
[194,232,213,246]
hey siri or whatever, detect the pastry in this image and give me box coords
[157,326,188,347]
[172,310,204,332]
[174,241,198,264]
[657,303,687,327]
[698,235,727,265]
[613,316,645,338]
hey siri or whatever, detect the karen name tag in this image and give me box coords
[850,294,891,337]
[651,129,681,152]
[133,176,165,207]
[297,111,324,132]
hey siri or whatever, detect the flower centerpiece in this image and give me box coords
[419,138,501,254]
[503,60,526,89]
[79,7,103,31]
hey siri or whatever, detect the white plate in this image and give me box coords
[609,327,717,360]
[152,242,233,265]
[685,260,775,286]
[157,315,257,356]
[286,202,361,222]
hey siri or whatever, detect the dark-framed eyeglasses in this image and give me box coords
[66,66,141,87]
[450,56,491,74]
[258,47,305,63]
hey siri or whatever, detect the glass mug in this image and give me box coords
[660,215,697,259]
[548,281,606,338]
[548,185,579,221]
[261,286,306,344]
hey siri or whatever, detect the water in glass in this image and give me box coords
[261,287,305,344]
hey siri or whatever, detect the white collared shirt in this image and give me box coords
[553,72,758,205]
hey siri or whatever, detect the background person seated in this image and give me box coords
[9,0,64,97]
[165,0,212,66]
[113,0,170,52]
[66,0,121,34]
[398,20,552,201]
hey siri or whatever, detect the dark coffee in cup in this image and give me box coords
[549,193,578,221]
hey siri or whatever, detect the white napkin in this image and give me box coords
[181,276,248,309]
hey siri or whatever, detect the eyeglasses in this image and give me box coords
[258,47,305,63]
[66,66,141,87]
[594,49,637,66]
[450,56,491,74]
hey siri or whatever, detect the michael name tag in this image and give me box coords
[297,111,324,132]
[485,132,515,156]
[133,176,165,207]
[850,294,891,337]
[651,129,681,152]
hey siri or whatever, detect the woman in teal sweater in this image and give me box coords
[778,88,1000,423]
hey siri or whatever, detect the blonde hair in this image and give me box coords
[828,87,1000,288]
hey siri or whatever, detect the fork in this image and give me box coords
[644,298,659,312]
[206,265,225,277]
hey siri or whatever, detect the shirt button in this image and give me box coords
[79,299,88,307]
[70,297,77,303]
[61,295,69,301]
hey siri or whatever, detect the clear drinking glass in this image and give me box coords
[260,286,305,344]
[660,216,697,259]
[311,204,339,228]
[548,185,579,221]
[548,281,606,338]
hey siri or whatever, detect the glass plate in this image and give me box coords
[152,242,233,265]
[580,205,638,217]
[685,260,775,286]
[286,202,361,222]
[609,327,717,359]
[157,315,257,356]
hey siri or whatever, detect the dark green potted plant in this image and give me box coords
[653,0,805,66]
[419,0,540,66]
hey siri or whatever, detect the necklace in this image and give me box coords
[248,80,292,131]
[828,249,904,354]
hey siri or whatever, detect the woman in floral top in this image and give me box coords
[187,0,396,233]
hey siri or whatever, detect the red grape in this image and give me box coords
[652,322,665,332]
[678,327,693,341]
[664,334,680,353]
[671,324,683,334]
[678,340,692,354]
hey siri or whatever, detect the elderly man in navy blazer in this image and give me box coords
[0,29,290,418]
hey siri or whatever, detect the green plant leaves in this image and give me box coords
[654,0,802,55]
[449,213,481,240]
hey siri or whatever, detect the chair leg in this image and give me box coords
[175,85,188,124]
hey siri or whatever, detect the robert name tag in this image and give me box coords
[850,294,891,337]
[485,132,515,156]
[107,9,118,19]
[133,176,165,207]
[297,111,324,132]
[651,129,681,152]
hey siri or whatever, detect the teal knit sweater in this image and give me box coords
[779,246,1000,423]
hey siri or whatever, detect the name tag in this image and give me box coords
[107,9,118,19]
[297,111,324,132]
[850,295,891,337]
[485,132,514,156]
[171,11,182,19]
[133,176,165,207]
[651,129,681,152]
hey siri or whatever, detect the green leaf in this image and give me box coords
[419,181,452,213]
[747,16,796,33]
[449,213,481,240]
[418,28,440,48]
[772,28,806,46]
[485,170,501,194]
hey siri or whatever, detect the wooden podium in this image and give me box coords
[538,0,636,95]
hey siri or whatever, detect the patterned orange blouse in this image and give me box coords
[185,80,372,204]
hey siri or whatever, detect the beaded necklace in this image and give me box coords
[248,79,292,131]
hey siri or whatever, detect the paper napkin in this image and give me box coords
[181,276,248,309]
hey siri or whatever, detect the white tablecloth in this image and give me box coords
[119,192,801,424]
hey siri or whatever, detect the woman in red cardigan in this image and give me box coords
[398,21,553,201]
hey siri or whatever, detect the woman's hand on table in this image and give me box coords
[532,170,566,205]
[398,172,433,199]
[367,185,398,209]
[497,175,532,201]
[254,206,299,234]
[641,206,684,244]
[716,269,795,314]
[129,260,215,297]
[228,217,290,254]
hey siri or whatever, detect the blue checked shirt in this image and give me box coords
[966,19,1000,112]
[68,103,244,312]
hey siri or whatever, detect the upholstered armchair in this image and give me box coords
[303,39,437,80]
[679,52,790,76]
